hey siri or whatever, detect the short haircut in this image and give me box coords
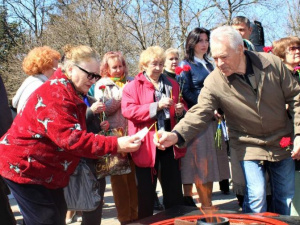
[100,51,128,77]
[165,48,179,58]
[139,46,165,72]
[184,27,210,62]
[61,45,100,72]
[211,26,243,51]
[231,16,251,28]
[272,36,300,59]
[22,46,61,76]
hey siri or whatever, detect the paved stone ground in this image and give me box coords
[10,177,241,225]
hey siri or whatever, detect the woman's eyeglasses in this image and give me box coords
[75,65,101,81]
[287,46,300,54]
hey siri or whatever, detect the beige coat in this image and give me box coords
[175,51,300,161]
[94,78,127,132]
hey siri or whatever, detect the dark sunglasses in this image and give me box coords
[75,65,101,81]
[287,46,300,53]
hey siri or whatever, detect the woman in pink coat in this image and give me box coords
[122,46,186,219]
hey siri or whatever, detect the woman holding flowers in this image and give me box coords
[0,45,141,225]
[177,27,230,209]
[94,51,138,225]
[122,46,186,219]
[272,36,300,215]
[272,36,300,84]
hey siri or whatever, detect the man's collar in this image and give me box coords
[244,50,270,70]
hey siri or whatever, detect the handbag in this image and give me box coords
[95,127,131,179]
[64,159,101,211]
[95,153,132,179]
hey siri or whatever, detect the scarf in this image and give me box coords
[144,72,171,131]
[110,75,126,88]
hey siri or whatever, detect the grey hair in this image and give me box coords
[210,26,243,51]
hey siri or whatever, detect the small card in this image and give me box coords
[134,127,149,142]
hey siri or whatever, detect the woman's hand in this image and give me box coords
[90,101,106,114]
[100,121,109,131]
[158,97,174,110]
[117,135,141,153]
[292,136,300,160]
[175,102,184,116]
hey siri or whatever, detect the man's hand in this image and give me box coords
[117,135,141,153]
[153,130,178,150]
[292,135,300,160]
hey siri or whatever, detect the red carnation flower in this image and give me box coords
[175,67,183,75]
[280,137,292,151]
[294,66,300,72]
[263,46,273,53]
[183,65,191,72]
[99,85,106,90]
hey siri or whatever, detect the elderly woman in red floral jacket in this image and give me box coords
[0,45,141,225]
[122,46,186,220]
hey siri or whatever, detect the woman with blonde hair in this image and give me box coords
[163,48,180,80]
[0,45,141,225]
[94,51,138,225]
[12,46,61,112]
[122,46,186,219]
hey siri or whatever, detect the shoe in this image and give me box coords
[74,215,82,222]
[154,197,164,210]
[183,196,197,207]
[222,190,230,195]
[65,217,74,224]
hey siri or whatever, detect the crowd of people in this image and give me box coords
[1,15,300,225]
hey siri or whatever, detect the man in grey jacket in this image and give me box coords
[154,26,300,215]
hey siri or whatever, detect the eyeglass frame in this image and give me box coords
[75,65,101,81]
[286,46,300,54]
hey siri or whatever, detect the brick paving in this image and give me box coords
[10,177,240,225]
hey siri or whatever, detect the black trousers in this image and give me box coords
[81,177,106,225]
[135,146,184,220]
[0,177,16,225]
[4,178,67,225]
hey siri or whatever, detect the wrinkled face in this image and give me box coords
[284,45,300,69]
[211,42,244,77]
[144,58,164,78]
[165,53,179,72]
[69,58,100,95]
[232,23,252,40]
[194,33,209,57]
[108,57,124,78]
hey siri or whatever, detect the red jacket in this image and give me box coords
[122,72,186,167]
[0,69,118,189]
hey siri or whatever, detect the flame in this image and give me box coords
[192,142,220,223]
